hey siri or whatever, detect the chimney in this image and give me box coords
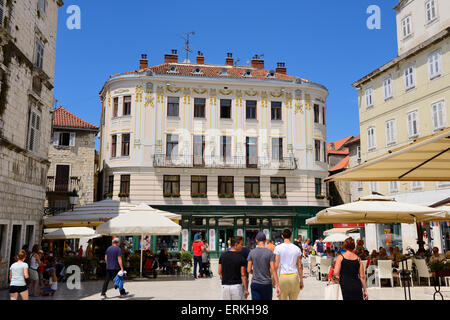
[276,62,286,75]
[164,49,178,63]
[251,55,264,69]
[139,54,148,69]
[225,52,234,66]
[196,51,204,65]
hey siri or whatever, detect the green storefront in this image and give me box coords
[138,206,329,258]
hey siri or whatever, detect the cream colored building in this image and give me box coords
[353,0,450,253]
[0,0,63,288]
[99,52,330,256]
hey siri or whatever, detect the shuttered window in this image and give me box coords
[407,111,419,138]
[431,101,445,130]
[27,106,41,153]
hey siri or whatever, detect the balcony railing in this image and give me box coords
[46,176,81,193]
[153,154,297,170]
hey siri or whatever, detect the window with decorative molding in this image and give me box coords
[431,100,445,130]
[167,97,179,117]
[220,99,232,119]
[367,126,376,151]
[272,138,283,161]
[123,96,131,116]
[407,110,419,138]
[383,76,393,99]
[35,38,44,69]
[404,65,415,90]
[271,101,282,120]
[402,16,412,38]
[121,133,130,156]
[194,98,206,118]
[246,100,257,120]
[365,87,373,108]
[385,119,396,145]
[426,0,437,23]
[111,135,117,158]
[428,50,441,79]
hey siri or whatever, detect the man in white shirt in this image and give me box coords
[274,229,303,300]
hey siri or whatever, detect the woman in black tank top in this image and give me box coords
[334,238,368,300]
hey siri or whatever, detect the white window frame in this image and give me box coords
[383,75,393,99]
[389,181,399,194]
[431,100,445,131]
[357,181,363,191]
[53,132,76,147]
[404,65,415,90]
[365,87,374,108]
[402,16,412,38]
[370,181,379,194]
[367,126,376,151]
[436,181,450,189]
[385,119,396,145]
[407,110,419,138]
[426,0,437,23]
[27,105,41,154]
[411,181,424,191]
[428,50,441,80]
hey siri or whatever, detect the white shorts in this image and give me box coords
[221,284,244,300]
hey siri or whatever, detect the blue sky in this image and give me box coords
[54,0,398,146]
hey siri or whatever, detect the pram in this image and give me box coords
[143,255,159,278]
[202,255,213,278]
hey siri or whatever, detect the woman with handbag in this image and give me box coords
[29,245,42,297]
[334,238,368,300]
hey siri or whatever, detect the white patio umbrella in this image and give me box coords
[95,204,181,278]
[43,227,100,240]
[323,233,349,243]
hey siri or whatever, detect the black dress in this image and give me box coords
[339,256,363,300]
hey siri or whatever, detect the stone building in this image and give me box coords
[0,0,63,288]
[98,51,330,256]
[353,0,450,252]
[46,107,99,211]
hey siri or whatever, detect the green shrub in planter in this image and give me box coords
[118,192,129,198]
[180,251,193,274]
[128,253,141,273]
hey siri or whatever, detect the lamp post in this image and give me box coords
[69,189,79,211]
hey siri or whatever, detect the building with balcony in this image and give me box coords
[45,106,99,213]
[353,0,450,252]
[98,51,329,256]
[0,0,63,288]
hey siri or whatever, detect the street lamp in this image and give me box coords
[69,189,79,211]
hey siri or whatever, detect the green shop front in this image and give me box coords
[144,206,329,258]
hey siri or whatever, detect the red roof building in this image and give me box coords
[52,107,99,131]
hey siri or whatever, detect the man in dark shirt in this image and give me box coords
[218,236,249,300]
[101,238,128,298]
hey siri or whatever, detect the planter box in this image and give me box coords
[245,194,261,199]
[218,193,234,198]
[191,193,207,198]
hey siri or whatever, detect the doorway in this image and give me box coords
[245,229,259,249]
[10,225,22,265]
[218,229,234,252]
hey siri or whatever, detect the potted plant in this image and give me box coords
[172,192,181,198]
[219,192,234,198]
[327,195,333,201]
[245,193,261,199]
[118,192,129,198]
[315,194,325,199]
[180,251,193,275]
[279,193,287,199]
[104,192,113,199]
[191,192,207,198]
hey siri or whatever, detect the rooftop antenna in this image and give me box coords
[254,54,264,59]
[233,58,240,66]
[178,31,195,63]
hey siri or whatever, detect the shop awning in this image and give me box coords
[326,127,450,182]
[323,227,359,235]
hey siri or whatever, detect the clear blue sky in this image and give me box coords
[54,0,398,146]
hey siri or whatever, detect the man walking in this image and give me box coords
[192,233,204,279]
[316,238,324,257]
[247,232,280,300]
[101,238,128,298]
[218,236,249,300]
[274,229,303,300]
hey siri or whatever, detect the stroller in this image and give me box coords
[143,254,159,278]
[202,255,213,278]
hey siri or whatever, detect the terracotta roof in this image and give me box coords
[330,156,349,172]
[343,135,360,146]
[327,135,354,155]
[53,107,99,130]
[110,63,314,84]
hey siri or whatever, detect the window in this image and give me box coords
[108,175,114,194]
[167,97,179,117]
[389,181,399,194]
[244,177,260,196]
[25,225,34,249]
[411,181,424,191]
[113,97,119,117]
[323,141,327,163]
[314,104,320,123]
[193,135,205,166]
[407,110,419,138]
[272,138,283,161]
[437,181,450,189]
[191,176,207,195]
[357,146,361,162]
[322,107,326,124]
[386,119,396,145]
[384,76,393,99]
[271,177,286,196]
[55,165,70,192]
[315,178,322,196]
[0,0,5,26]
[246,137,258,168]
[38,0,46,13]
[111,135,117,158]
[194,98,206,118]
[314,140,321,161]
[53,132,76,147]
[123,96,131,116]
[27,105,41,153]
[357,181,363,191]
[218,176,233,195]
[428,50,441,79]
[365,87,373,108]
[220,99,232,119]
[402,16,412,38]
[370,181,379,193]
[367,126,376,150]
[404,65,415,90]
[246,100,257,120]
[35,38,44,69]
[120,175,130,194]
[121,134,130,156]
[271,101,282,120]
[166,134,178,158]
[426,0,437,23]
[221,136,231,162]
[431,101,445,130]
[163,175,180,195]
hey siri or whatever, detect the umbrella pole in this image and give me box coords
[140,234,143,278]
[415,222,425,253]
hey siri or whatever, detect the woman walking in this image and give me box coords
[334,238,368,300]
[29,245,42,297]
[9,250,29,300]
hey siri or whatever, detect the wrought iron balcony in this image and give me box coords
[46,176,81,193]
[152,154,297,170]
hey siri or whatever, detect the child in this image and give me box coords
[328,260,336,285]
[41,258,57,296]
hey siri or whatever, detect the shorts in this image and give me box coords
[221,284,244,300]
[29,269,39,281]
[42,288,56,294]
[9,286,28,294]
[279,274,300,300]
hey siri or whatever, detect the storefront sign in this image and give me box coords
[140,235,151,250]
[263,229,270,239]
[334,224,365,228]
[237,229,243,237]
[384,229,392,246]
[209,229,216,251]
[182,229,189,250]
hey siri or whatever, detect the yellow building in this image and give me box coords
[353,0,450,253]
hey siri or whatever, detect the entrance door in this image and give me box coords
[10,225,22,265]
[55,165,70,192]
[218,229,234,252]
[245,229,259,249]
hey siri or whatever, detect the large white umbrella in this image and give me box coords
[43,227,100,240]
[323,233,349,243]
[95,204,181,278]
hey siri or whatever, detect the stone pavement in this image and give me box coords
[1,259,448,300]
